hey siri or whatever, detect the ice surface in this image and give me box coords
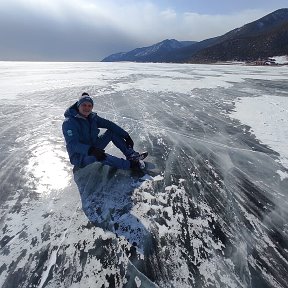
[0,62,288,288]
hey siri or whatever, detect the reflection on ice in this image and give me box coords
[26,140,70,194]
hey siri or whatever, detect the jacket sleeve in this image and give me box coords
[62,118,90,155]
[96,115,129,138]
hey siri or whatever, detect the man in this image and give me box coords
[62,92,147,171]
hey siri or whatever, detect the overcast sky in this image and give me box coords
[0,0,287,61]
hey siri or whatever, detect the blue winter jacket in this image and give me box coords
[62,102,129,167]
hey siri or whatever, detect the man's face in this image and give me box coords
[78,102,93,117]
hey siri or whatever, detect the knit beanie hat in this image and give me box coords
[77,92,94,107]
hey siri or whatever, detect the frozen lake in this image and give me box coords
[0,61,288,288]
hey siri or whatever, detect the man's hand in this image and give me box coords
[124,135,134,148]
[88,146,106,161]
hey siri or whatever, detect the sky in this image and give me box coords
[0,0,287,61]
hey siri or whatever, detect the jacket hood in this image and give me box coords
[64,102,78,118]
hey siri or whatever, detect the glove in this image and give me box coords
[88,146,106,161]
[124,135,134,148]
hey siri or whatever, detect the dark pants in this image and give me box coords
[82,130,134,170]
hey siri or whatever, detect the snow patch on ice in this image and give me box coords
[131,179,232,286]
[277,170,288,181]
[140,174,154,181]
[231,95,288,169]
[153,175,164,181]
[273,55,288,65]
[135,276,141,287]
[139,174,163,183]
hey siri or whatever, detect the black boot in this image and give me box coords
[129,160,145,170]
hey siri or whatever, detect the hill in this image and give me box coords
[189,8,288,63]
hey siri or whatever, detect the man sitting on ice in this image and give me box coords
[62,92,147,172]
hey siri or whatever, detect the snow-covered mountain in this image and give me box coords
[101,39,195,62]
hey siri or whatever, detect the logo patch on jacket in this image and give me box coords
[67,130,73,137]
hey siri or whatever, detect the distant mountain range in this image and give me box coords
[101,8,288,64]
[102,39,196,62]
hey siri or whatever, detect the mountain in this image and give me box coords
[188,8,288,63]
[101,9,288,63]
[101,39,195,62]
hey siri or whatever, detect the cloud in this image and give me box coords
[0,0,136,60]
[0,0,275,61]
[161,8,177,20]
[181,9,269,40]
